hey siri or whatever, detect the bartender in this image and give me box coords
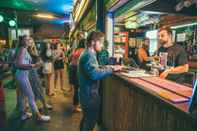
[137,38,153,69]
[158,27,189,83]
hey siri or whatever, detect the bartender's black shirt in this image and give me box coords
[158,44,188,83]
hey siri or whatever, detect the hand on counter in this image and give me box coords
[159,69,171,79]
[111,65,123,72]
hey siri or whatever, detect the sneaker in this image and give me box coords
[75,107,82,112]
[73,106,82,113]
[45,104,53,110]
[37,115,51,122]
[21,112,32,121]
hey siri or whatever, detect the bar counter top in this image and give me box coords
[115,72,194,113]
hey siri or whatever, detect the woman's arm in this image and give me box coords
[60,50,65,60]
[16,47,35,70]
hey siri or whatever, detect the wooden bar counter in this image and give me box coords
[101,72,197,131]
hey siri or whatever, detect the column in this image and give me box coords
[105,12,114,57]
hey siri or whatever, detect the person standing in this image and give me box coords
[78,31,122,131]
[42,43,54,96]
[15,35,50,122]
[0,60,9,131]
[7,40,20,109]
[69,39,85,112]
[137,38,154,69]
[53,43,66,91]
[158,27,189,83]
[28,37,52,110]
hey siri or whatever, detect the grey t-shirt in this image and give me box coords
[158,44,188,83]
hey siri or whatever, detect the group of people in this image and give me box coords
[0,30,122,131]
[0,35,70,131]
[14,35,51,122]
[67,31,123,131]
[41,41,66,96]
[67,28,189,131]
[137,27,189,83]
[0,27,189,131]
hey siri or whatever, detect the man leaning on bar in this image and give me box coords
[157,27,189,83]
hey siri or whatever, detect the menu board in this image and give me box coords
[114,32,128,43]
[177,33,186,42]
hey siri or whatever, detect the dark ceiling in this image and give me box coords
[141,0,197,16]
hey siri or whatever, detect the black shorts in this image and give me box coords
[54,60,64,70]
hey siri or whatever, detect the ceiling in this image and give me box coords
[114,0,197,29]
[0,0,73,25]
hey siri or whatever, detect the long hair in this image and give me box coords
[14,35,27,61]
[28,38,38,56]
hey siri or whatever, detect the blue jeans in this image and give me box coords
[15,71,38,114]
[29,69,45,103]
[80,96,100,131]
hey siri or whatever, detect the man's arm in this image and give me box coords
[159,64,188,79]
[138,48,153,62]
[169,64,189,73]
[160,46,189,79]
[83,55,113,81]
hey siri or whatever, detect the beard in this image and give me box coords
[96,48,102,53]
[159,40,166,46]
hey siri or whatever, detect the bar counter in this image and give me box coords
[189,61,197,69]
[101,72,197,131]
